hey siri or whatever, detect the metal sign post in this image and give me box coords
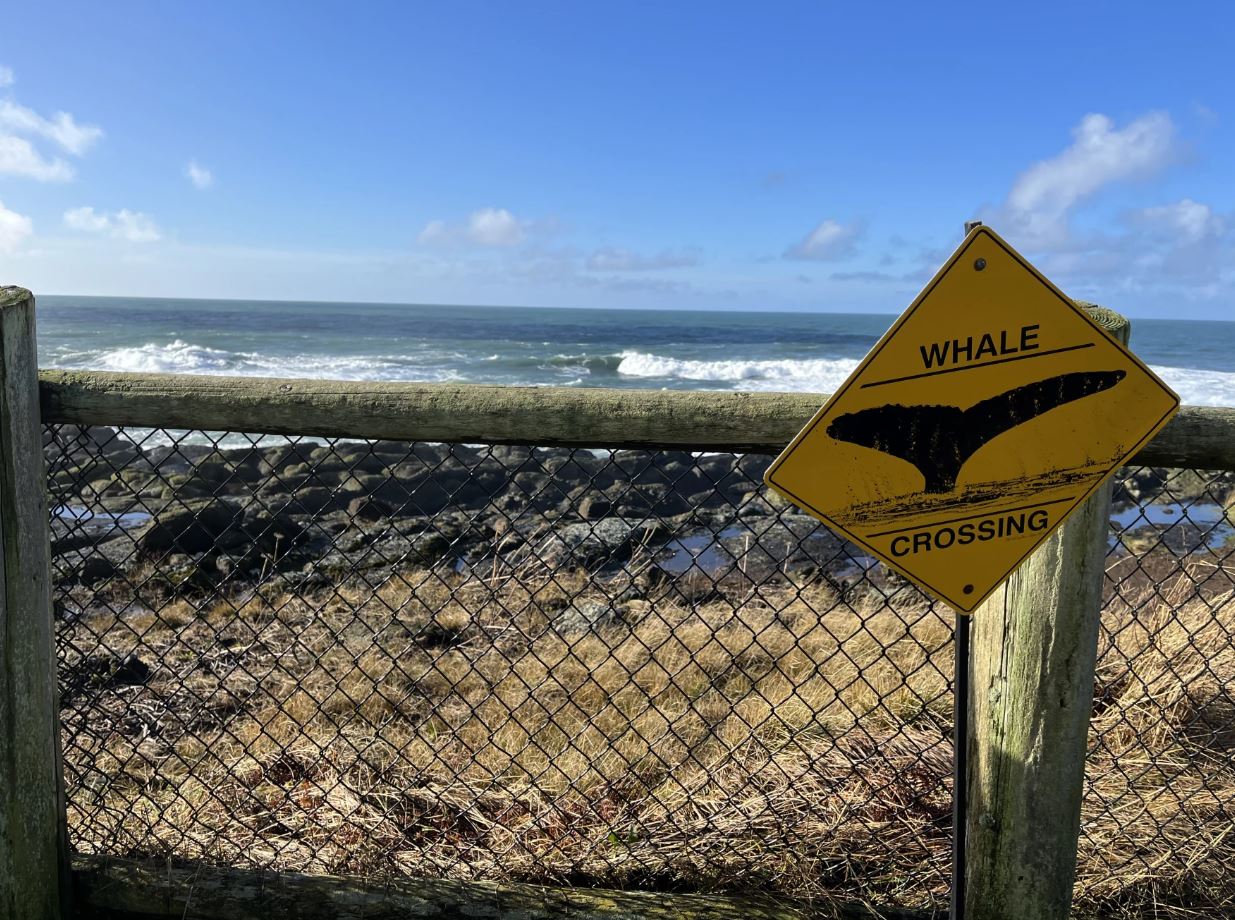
[948,219,983,920]
[951,609,970,920]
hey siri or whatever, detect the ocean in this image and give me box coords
[35,295,1235,406]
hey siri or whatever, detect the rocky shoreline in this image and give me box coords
[47,425,1235,609]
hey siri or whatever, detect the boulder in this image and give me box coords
[535,518,668,570]
[137,498,304,563]
[347,496,393,521]
[78,553,118,585]
[137,499,241,555]
[553,602,625,634]
[578,496,612,520]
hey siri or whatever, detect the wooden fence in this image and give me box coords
[4,285,1235,919]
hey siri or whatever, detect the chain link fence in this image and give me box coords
[44,422,1235,917]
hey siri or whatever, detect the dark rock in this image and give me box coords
[579,497,612,520]
[414,621,468,649]
[333,445,387,474]
[388,462,430,484]
[137,500,240,555]
[347,496,393,521]
[218,447,266,480]
[535,518,669,570]
[488,445,534,467]
[192,460,232,486]
[137,499,304,567]
[281,462,312,481]
[554,602,624,634]
[1114,468,1168,506]
[612,485,692,518]
[259,444,318,475]
[162,473,215,500]
[112,653,150,685]
[719,514,849,579]
[286,486,336,514]
[79,554,117,585]
[404,475,491,514]
[410,532,451,564]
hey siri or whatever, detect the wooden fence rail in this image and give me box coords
[37,369,1235,469]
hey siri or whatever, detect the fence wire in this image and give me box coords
[44,423,1235,916]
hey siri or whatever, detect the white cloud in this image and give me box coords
[0,75,100,184]
[112,211,161,243]
[0,134,73,181]
[0,100,102,155]
[416,219,448,244]
[1002,112,1177,246]
[784,218,863,261]
[466,208,524,246]
[64,206,161,243]
[586,247,699,271]
[63,206,111,233]
[185,159,213,189]
[1132,198,1224,244]
[0,199,32,253]
[418,208,530,247]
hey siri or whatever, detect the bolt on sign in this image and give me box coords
[764,225,1180,613]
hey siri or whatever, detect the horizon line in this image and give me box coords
[28,291,1196,322]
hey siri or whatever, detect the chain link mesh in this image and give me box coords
[45,423,1235,916]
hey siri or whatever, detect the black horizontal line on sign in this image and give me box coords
[867,495,1077,538]
[860,342,1098,388]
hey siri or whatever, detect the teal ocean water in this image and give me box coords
[36,295,1235,406]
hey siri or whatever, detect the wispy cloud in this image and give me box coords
[64,206,162,243]
[185,160,213,189]
[1023,196,1234,303]
[0,99,102,155]
[0,199,32,253]
[0,68,101,182]
[1000,112,1178,247]
[419,207,529,247]
[0,134,73,181]
[1131,198,1224,244]
[784,218,863,261]
[586,247,699,271]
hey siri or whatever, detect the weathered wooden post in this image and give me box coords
[963,306,1129,919]
[0,286,65,920]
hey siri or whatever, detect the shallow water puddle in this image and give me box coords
[1109,501,1233,552]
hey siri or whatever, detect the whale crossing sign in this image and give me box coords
[764,225,1180,613]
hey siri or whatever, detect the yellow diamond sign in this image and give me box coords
[764,226,1179,613]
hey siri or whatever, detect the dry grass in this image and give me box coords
[58,560,1235,917]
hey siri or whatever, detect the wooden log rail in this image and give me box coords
[70,855,934,920]
[38,369,1235,469]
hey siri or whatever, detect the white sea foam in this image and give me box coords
[43,341,1235,406]
[49,340,463,383]
[1150,365,1235,407]
[614,350,1235,404]
[615,350,860,391]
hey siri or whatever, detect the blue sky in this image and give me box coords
[0,2,1232,318]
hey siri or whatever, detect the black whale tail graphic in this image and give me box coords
[826,370,1126,493]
